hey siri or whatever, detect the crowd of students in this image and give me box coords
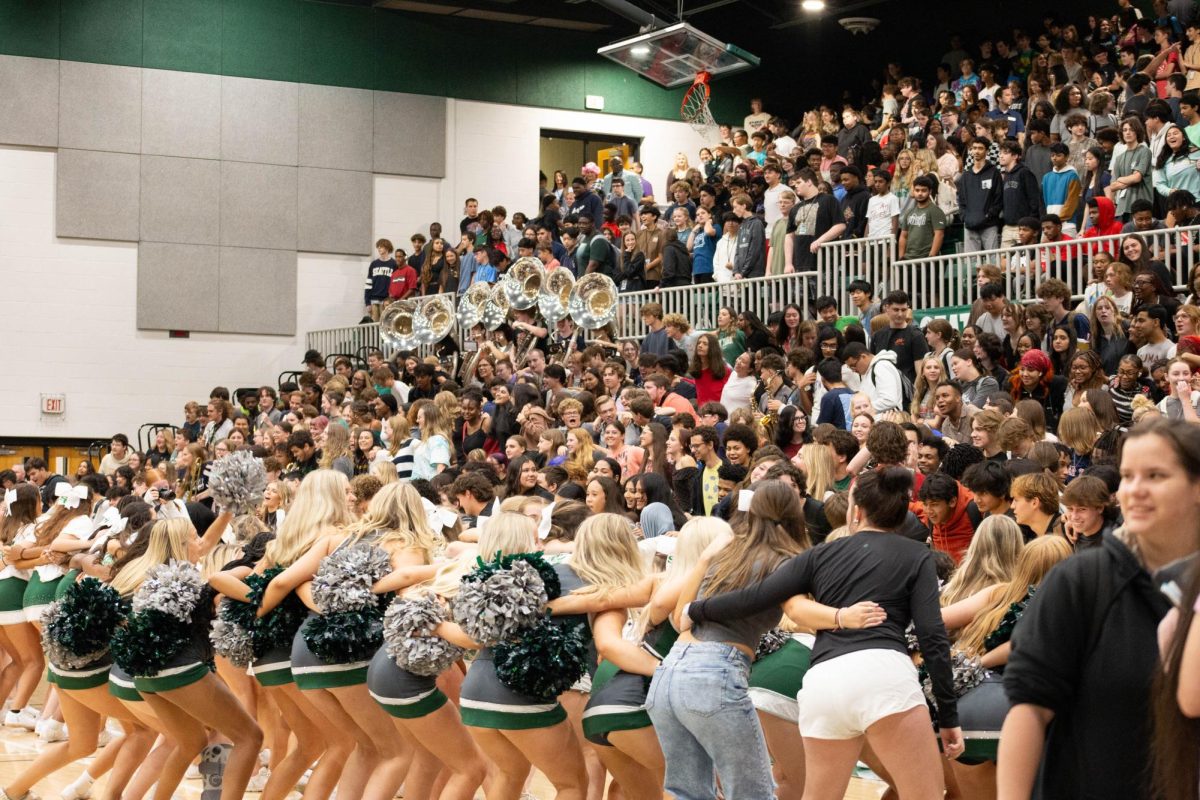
[3,5,1200,800]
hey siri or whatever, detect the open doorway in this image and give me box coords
[540,130,641,187]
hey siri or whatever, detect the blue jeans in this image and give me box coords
[646,641,775,800]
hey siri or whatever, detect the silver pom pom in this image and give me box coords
[383,594,464,677]
[210,619,255,668]
[207,450,268,515]
[451,560,547,647]
[311,543,393,614]
[131,561,204,622]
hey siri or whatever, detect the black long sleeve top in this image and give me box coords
[689,530,958,727]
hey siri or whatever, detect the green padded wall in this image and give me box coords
[0,0,733,121]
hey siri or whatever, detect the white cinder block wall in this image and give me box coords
[1,99,708,440]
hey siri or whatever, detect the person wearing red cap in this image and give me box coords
[1010,349,1067,433]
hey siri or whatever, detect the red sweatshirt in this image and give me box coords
[932,481,977,564]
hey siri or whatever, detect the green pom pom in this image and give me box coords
[45,578,127,666]
[301,607,384,664]
[493,616,588,700]
[464,551,562,601]
[246,568,310,654]
[111,609,192,677]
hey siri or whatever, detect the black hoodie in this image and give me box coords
[1001,161,1044,225]
[840,184,871,239]
[958,162,1004,231]
[1004,531,1172,800]
[660,236,692,287]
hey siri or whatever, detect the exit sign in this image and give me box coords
[40,394,65,415]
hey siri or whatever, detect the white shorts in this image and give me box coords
[797,649,926,740]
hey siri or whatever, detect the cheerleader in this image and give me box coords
[434,512,590,800]
[20,483,95,627]
[260,479,438,800]
[1,509,161,800]
[0,484,43,731]
[365,513,502,799]
[210,470,356,800]
[548,516,727,799]
[108,517,262,800]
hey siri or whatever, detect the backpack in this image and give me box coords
[870,359,915,410]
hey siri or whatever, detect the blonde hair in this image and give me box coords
[1057,406,1101,455]
[319,423,353,469]
[632,516,728,638]
[413,512,535,600]
[940,515,1025,605]
[433,392,460,435]
[569,514,645,595]
[371,460,399,485]
[566,427,597,476]
[703,481,807,596]
[386,415,410,456]
[265,470,351,568]
[344,482,441,561]
[420,399,454,443]
[109,518,195,597]
[800,443,835,499]
[200,543,243,579]
[954,536,1072,657]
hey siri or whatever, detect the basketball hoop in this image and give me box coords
[681,71,718,142]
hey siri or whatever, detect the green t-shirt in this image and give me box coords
[899,202,947,259]
[702,464,721,515]
[718,329,746,365]
[834,474,852,492]
[1186,122,1200,149]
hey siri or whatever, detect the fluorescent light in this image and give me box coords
[801,0,825,10]
[631,44,651,56]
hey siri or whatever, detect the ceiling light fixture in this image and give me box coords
[630,44,652,56]
[801,0,825,11]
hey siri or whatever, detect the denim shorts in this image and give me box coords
[646,641,775,800]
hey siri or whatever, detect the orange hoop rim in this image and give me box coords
[681,71,712,110]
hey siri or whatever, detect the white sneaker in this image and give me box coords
[246,766,270,792]
[4,709,38,731]
[38,720,67,742]
[296,769,311,790]
[59,772,93,800]
[259,749,271,767]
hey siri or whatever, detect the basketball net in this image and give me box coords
[680,71,718,142]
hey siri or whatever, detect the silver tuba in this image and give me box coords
[568,273,619,330]
[503,258,546,310]
[456,282,493,329]
[482,281,511,331]
[538,268,575,326]
[415,295,455,345]
[378,299,421,349]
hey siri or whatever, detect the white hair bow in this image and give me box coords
[3,489,15,512]
[421,497,458,532]
[54,482,88,509]
[99,506,128,535]
[537,501,556,540]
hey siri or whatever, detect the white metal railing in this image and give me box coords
[308,223,1200,359]
[307,275,818,358]
[613,271,818,335]
[306,292,456,360]
[888,225,1200,310]
[815,236,896,311]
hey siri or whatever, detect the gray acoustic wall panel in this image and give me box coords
[297,167,372,256]
[137,243,221,331]
[299,84,373,172]
[58,62,141,154]
[140,155,221,246]
[56,149,140,241]
[0,56,59,147]
[373,91,446,178]
[219,247,297,335]
[142,69,221,160]
[220,161,298,250]
[221,76,298,166]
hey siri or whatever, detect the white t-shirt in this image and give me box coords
[36,514,93,581]
[763,183,788,228]
[774,135,799,159]
[744,112,771,133]
[720,373,757,412]
[866,193,900,238]
[976,311,1006,338]
[0,524,35,581]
